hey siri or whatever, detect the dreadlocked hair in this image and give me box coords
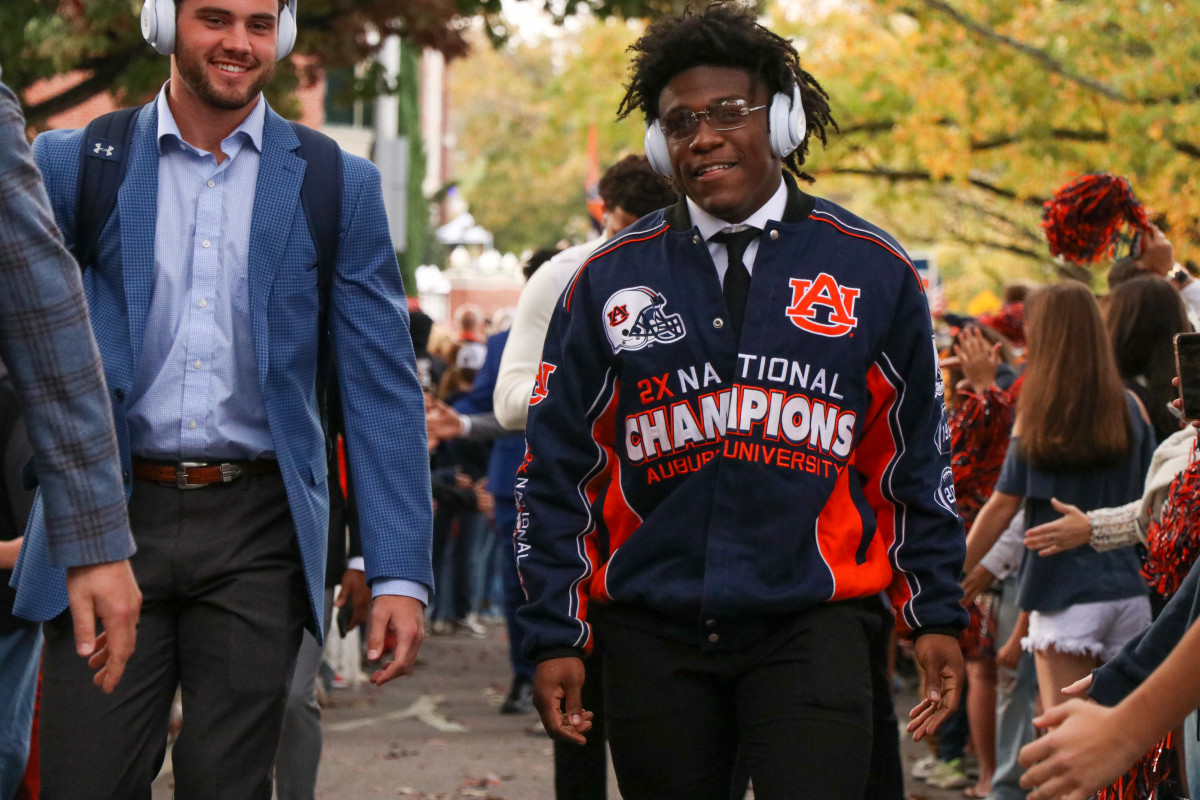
[617,1,836,183]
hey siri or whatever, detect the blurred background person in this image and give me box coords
[1105,275,1192,445]
[493,154,675,800]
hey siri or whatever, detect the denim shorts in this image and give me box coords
[1022,595,1151,661]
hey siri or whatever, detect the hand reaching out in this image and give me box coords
[954,326,1002,395]
[425,398,464,449]
[1019,700,1146,800]
[961,564,996,602]
[1024,498,1091,556]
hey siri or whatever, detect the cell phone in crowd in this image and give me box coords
[336,594,355,638]
[1130,230,1143,260]
[1174,332,1200,421]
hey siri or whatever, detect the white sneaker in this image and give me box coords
[455,614,487,638]
[911,755,942,780]
[927,758,971,790]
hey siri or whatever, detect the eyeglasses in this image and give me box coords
[658,100,768,141]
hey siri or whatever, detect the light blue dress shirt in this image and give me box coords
[128,86,272,460]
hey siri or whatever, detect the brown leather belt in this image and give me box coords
[131,459,280,489]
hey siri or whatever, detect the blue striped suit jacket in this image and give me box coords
[12,100,433,642]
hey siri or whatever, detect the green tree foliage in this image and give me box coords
[446,1,1199,305]
[446,20,646,253]
[775,0,1200,301]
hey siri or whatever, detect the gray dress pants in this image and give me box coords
[275,588,334,800]
[39,473,309,800]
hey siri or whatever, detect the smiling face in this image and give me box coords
[172,0,278,112]
[656,65,782,224]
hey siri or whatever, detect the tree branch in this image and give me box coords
[949,236,1047,262]
[820,165,1048,206]
[915,0,1192,105]
[1172,140,1200,159]
[940,193,1045,245]
[971,128,1109,150]
[839,116,1200,161]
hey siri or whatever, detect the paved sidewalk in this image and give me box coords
[152,621,973,799]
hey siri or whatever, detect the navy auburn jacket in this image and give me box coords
[515,175,967,662]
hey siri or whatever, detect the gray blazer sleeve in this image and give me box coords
[463,412,512,443]
[0,81,133,566]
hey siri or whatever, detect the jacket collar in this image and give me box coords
[663,171,816,231]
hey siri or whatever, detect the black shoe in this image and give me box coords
[500,678,534,714]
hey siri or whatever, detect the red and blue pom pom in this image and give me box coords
[1042,173,1151,265]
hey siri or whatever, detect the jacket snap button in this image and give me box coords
[713,318,724,329]
[693,235,701,244]
[769,229,779,240]
[707,633,720,643]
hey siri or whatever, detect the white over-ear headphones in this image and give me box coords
[141,0,298,60]
[644,83,806,177]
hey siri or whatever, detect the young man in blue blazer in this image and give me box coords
[12,1,433,796]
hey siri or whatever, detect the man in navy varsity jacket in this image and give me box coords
[515,6,967,799]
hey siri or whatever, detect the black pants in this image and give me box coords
[40,474,309,800]
[595,602,877,800]
[863,611,904,800]
[729,600,904,800]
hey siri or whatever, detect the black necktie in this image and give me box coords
[712,227,759,338]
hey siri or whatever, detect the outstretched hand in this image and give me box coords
[1019,700,1145,800]
[1024,498,1090,556]
[961,564,996,602]
[425,399,464,449]
[954,326,1002,395]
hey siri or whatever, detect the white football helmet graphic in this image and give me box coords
[602,287,687,353]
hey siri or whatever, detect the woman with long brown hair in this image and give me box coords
[1106,275,1191,443]
[962,282,1154,716]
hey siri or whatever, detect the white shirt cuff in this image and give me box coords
[458,413,472,437]
[370,578,429,606]
[978,512,1025,581]
[347,556,365,572]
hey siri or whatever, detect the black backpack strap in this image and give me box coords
[74,107,140,271]
[289,121,344,440]
[290,120,343,299]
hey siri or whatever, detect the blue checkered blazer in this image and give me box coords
[12,100,433,641]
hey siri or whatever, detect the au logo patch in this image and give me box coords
[785,273,860,337]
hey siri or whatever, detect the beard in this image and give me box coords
[174,38,275,111]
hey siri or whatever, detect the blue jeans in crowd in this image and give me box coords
[432,510,489,621]
[991,575,1036,800]
[0,624,42,799]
